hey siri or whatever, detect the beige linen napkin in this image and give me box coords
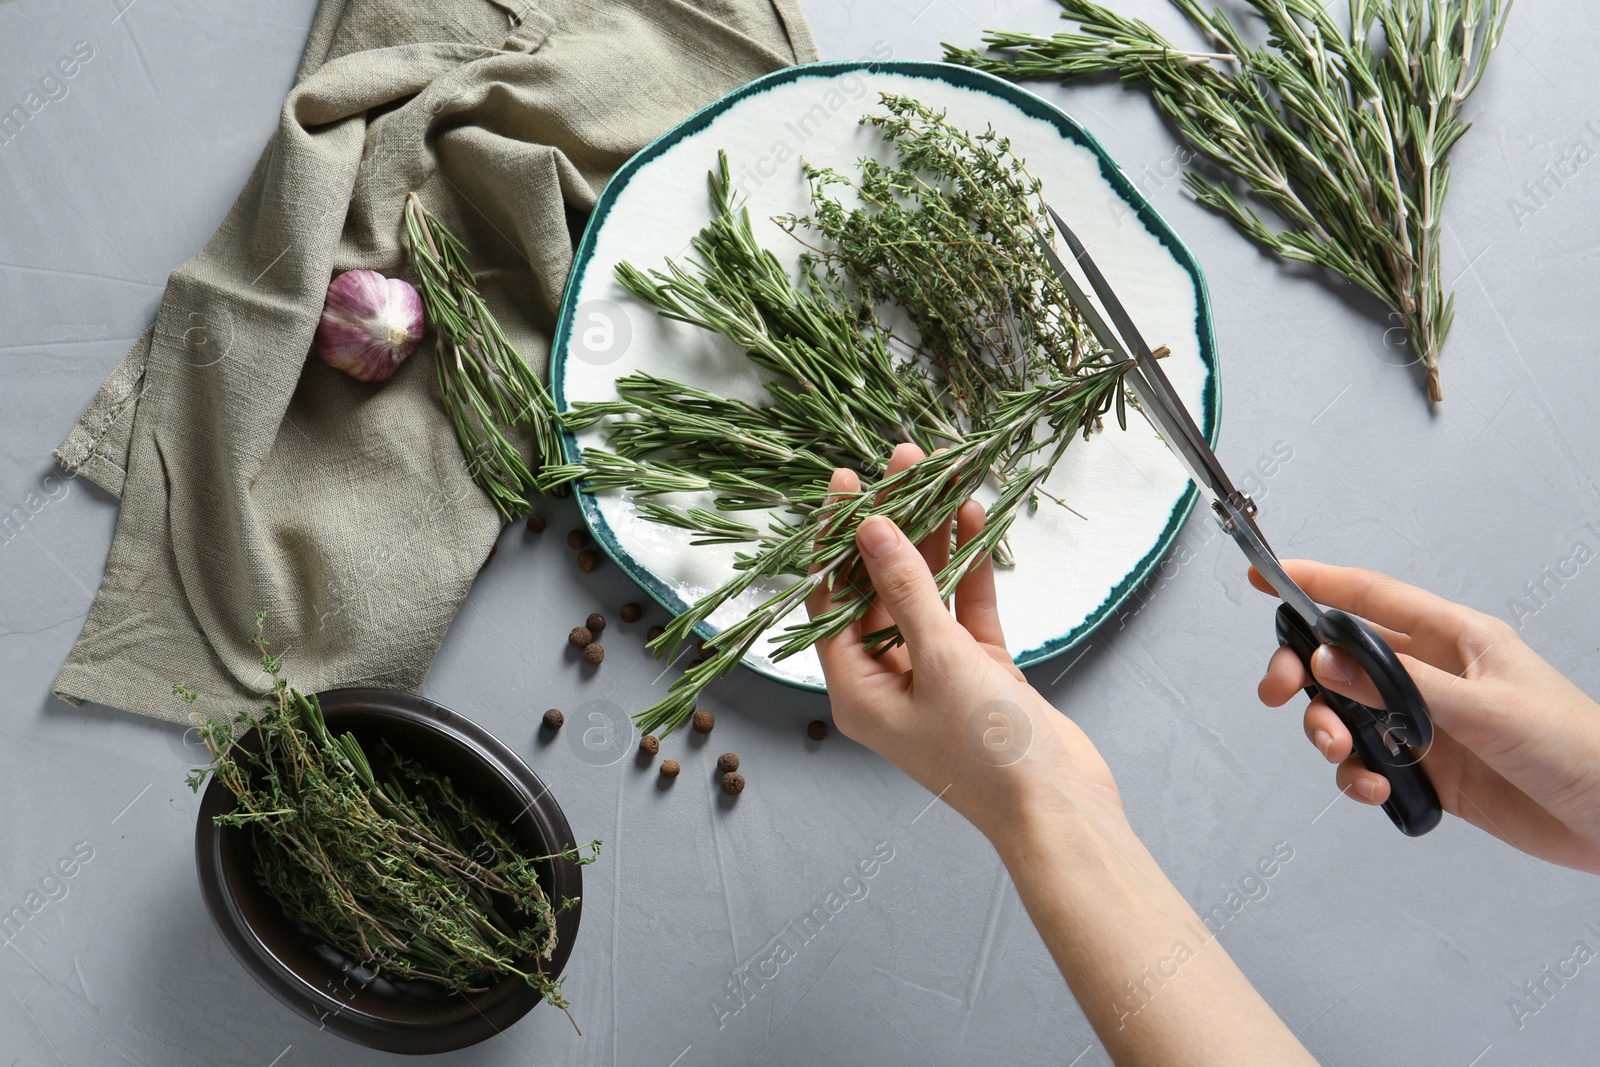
[52,0,817,723]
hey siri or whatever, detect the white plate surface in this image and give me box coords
[553,61,1219,691]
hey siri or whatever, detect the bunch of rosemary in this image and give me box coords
[946,0,1510,401]
[182,616,599,1018]
[556,96,1132,736]
[405,194,570,519]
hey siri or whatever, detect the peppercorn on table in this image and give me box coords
[4,1,1600,1065]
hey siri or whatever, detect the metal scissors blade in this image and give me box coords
[1046,206,1216,486]
[1032,207,1319,625]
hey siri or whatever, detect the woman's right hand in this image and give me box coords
[1256,560,1600,873]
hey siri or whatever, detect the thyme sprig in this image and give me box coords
[946,0,1511,401]
[183,616,599,1022]
[406,194,569,519]
[563,96,1133,736]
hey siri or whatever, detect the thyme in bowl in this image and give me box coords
[947,0,1510,401]
[182,616,599,1020]
[557,96,1133,736]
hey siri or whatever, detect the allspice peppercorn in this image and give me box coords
[583,642,605,665]
[542,708,564,730]
[586,612,607,634]
[620,602,642,623]
[659,759,681,779]
[716,752,740,774]
[691,708,715,734]
[567,529,588,549]
[577,549,599,573]
[721,772,745,796]
[646,625,665,642]
[568,625,592,649]
[807,720,828,741]
[639,734,659,756]
[526,514,546,533]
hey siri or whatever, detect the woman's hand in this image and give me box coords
[809,445,1317,1066]
[1256,560,1600,872]
[806,443,1122,842]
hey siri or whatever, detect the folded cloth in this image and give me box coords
[52,0,817,724]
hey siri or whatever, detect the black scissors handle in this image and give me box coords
[1275,605,1442,837]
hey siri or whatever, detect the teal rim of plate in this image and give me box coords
[551,59,1220,694]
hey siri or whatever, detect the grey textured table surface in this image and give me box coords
[3,1,1598,1065]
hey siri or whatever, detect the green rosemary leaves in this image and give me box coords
[183,617,599,1013]
[564,96,1131,735]
[947,0,1511,401]
[405,194,569,519]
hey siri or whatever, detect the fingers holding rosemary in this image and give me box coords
[871,445,1013,679]
[878,443,954,582]
[809,443,982,679]
[952,499,1011,665]
[806,467,876,681]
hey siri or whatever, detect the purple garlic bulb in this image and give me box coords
[313,269,425,382]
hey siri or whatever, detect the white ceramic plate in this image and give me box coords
[552,60,1219,692]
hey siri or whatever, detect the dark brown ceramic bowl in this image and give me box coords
[195,688,582,1055]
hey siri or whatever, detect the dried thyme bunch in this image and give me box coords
[557,96,1132,736]
[946,0,1511,401]
[182,616,599,1019]
[406,194,569,519]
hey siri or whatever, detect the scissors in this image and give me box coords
[1035,205,1442,837]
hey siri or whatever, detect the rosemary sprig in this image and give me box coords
[183,615,599,1021]
[405,194,570,519]
[566,96,1132,736]
[946,0,1511,401]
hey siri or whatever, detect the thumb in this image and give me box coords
[856,516,961,655]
